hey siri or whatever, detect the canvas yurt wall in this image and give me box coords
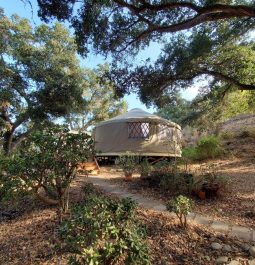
[93,108,182,157]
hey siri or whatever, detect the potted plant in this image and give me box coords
[197,165,230,198]
[115,152,138,181]
[139,159,153,179]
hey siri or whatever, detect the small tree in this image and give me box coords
[115,152,139,178]
[166,195,193,228]
[2,125,93,220]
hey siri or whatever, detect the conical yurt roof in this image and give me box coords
[95,108,181,129]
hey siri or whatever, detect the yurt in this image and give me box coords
[93,108,182,157]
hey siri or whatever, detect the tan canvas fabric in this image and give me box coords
[94,108,182,157]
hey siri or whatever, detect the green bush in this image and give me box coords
[166,195,193,228]
[182,146,198,160]
[59,193,150,265]
[115,151,139,176]
[196,136,223,159]
[182,136,223,161]
[139,159,153,178]
[146,161,194,194]
[1,125,94,220]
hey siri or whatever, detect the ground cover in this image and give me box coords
[0,181,254,265]
[104,157,255,229]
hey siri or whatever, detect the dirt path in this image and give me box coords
[85,174,255,242]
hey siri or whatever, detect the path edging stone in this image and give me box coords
[88,177,254,242]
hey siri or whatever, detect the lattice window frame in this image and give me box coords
[128,122,150,139]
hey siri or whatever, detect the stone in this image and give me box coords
[211,221,230,233]
[241,243,251,252]
[249,259,255,265]
[222,244,232,252]
[212,242,223,250]
[249,246,255,257]
[230,226,252,242]
[216,256,229,264]
[194,214,212,226]
[232,246,239,252]
[228,260,240,265]
[205,256,211,261]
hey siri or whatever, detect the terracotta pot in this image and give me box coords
[202,183,219,198]
[198,191,206,200]
[124,172,133,181]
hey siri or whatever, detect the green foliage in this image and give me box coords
[115,152,139,176]
[189,89,255,130]
[196,136,223,159]
[182,136,223,161]
[59,192,150,265]
[65,64,128,132]
[0,10,86,154]
[166,195,193,228]
[157,93,192,126]
[0,152,29,201]
[147,161,194,194]
[182,147,198,161]
[194,164,231,198]
[81,182,99,196]
[1,125,93,218]
[36,1,255,110]
[37,1,255,57]
[139,159,153,178]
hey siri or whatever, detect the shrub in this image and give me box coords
[166,195,193,228]
[196,136,223,159]
[191,164,231,198]
[1,125,94,220]
[139,159,153,179]
[115,151,139,176]
[60,193,150,265]
[182,146,198,160]
[183,136,223,161]
[147,161,194,194]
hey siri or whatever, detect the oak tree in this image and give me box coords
[0,10,85,155]
[65,64,127,132]
[36,0,255,107]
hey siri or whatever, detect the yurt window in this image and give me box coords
[128,122,150,139]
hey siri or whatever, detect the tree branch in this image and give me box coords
[201,69,255,90]
[114,2,255,52]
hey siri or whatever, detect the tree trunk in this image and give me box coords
[3,130,14,156]
[3,130,28,156]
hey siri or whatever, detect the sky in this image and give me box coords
[1,0,199,113]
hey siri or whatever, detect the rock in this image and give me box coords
[249,246,255,257]
[232,246,239,252]
[212,242,223,250]
[228,260,240,265]
[249,259,255,265]
[216,256,229,264]
[223,244,232,252]
[241,243,250,252]
[205,256,210,261]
